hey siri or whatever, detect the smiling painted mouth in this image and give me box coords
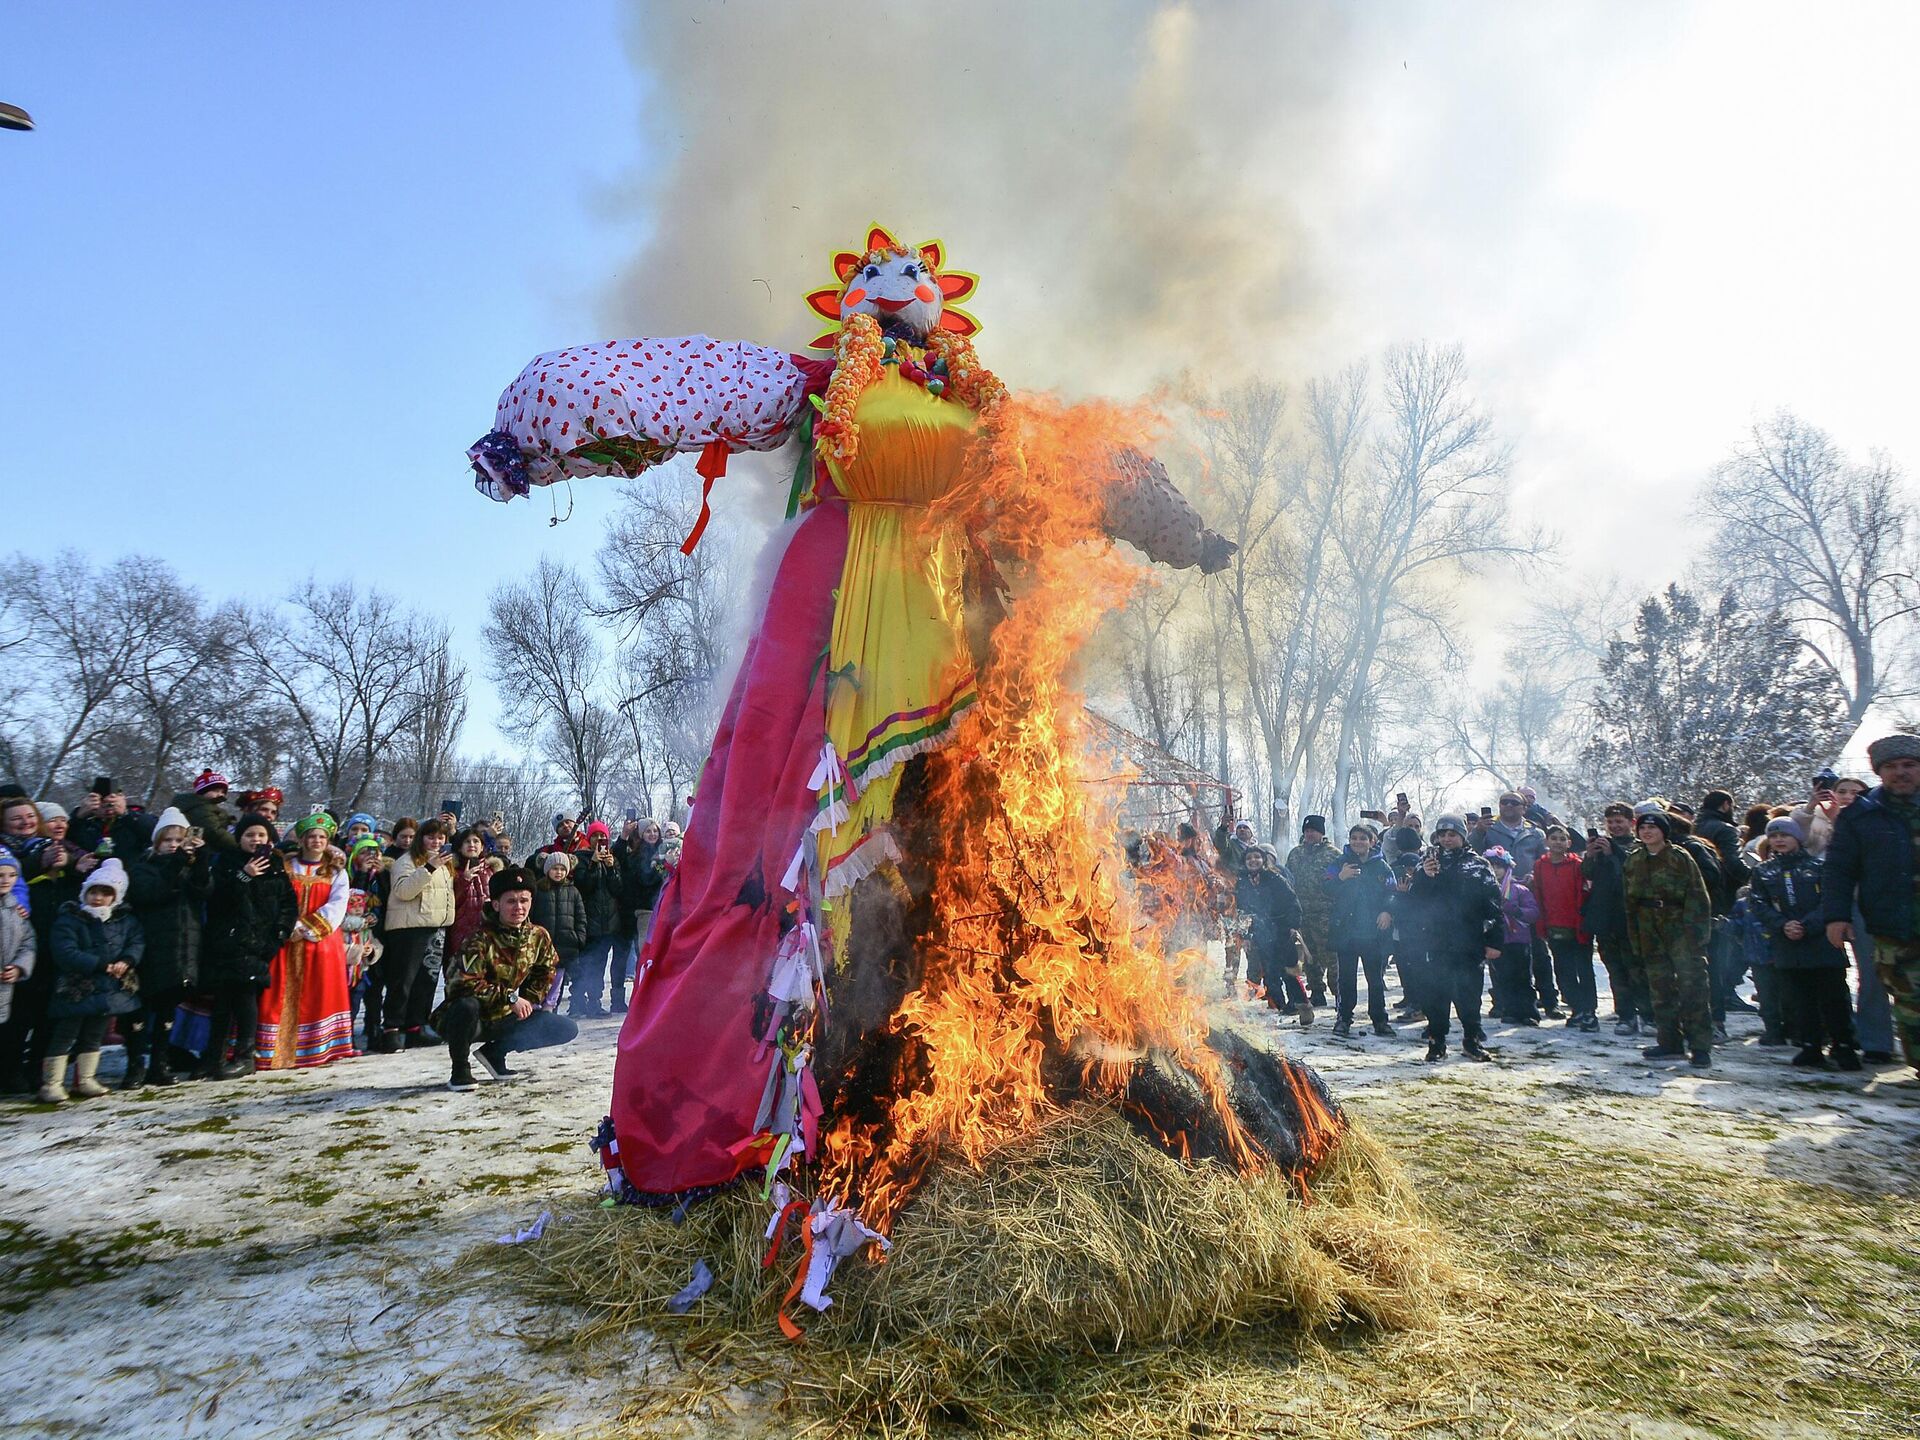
[870,297,914,313]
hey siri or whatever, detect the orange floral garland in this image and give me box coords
[814,307,1008,469]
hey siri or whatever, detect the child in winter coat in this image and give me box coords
[1747,817,1859,1071]
[1485,848,1543,1025]
[125,808,213,1089]
[529,852,589,1012]
[42,858,144,1102]
[0,846,35,1036]
[1728,887,1784,1045]
[344,837,388,1038]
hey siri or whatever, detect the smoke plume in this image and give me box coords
[600,1,1356,397]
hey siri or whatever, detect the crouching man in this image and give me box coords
[436,864,579,1092]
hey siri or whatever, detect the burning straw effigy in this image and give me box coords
[465,226,1450,1431]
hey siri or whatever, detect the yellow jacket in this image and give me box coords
[386,851,455,930]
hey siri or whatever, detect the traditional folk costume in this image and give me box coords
[257,816,355,1069]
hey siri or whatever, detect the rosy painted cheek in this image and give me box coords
[842,287,867,309]
[914,282,938,303]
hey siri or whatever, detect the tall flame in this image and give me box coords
[820,396,1263,1232]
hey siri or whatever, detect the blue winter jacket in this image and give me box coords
[1327,848,1397,949]
[1819,787,1916,940]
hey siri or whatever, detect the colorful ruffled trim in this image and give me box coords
[842,683,976,787]
[821,826,903,900]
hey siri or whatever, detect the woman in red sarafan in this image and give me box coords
[257,813,355,1069]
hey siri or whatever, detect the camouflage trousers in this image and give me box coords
[1872,937,1920,1075]
[1643,944,1713,1052]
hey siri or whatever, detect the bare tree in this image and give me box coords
[1199,373,1364,840]
[391,640,469,818]
[1707,411,1919,722]
[0,552,226,797]
[484,558,620,817]
[241,580,437,814]
[596,477,739,818]
[1325,344,1533,829]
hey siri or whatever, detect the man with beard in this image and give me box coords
[1409,815,1503,1062]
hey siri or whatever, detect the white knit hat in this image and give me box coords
[82,857,130,906]
[149,806,191,837]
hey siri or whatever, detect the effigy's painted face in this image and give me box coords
[840,250,943,339]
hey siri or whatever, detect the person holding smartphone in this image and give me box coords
[1408,815,1504,1062]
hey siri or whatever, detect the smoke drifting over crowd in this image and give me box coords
[601,1,1354,396]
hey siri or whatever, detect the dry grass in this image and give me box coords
[431,1082,1920,1440]
[456,1109,1447,1438]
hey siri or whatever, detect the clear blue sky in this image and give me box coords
[1,2,648,747]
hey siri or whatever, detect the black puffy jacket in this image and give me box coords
[530,879,587,961]
[201,850,298,988]
[127,847,213,996]
[572,849,624,940]
[48,903,145,1019]
[1408,846,1504,957]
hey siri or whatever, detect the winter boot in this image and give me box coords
[1331,1019,1352,1039]
[120,1059,148,1090]
[1688,1049,1712,1069]
[447,1046,478,1091]
[36,1056,70,1103]
[1295,1003,1315,1028]
[1641,1044,1687,1061]
[71,1052,110,1099]
[1791,1045,1831,1069]
[1831,1045,1863,1072]
[1424,1037,1446,1062]
[147,1052,178,1088]
[1614,1017,1639,1037]
[1462,1040,1494,1062]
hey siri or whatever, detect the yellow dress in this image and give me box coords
[813,360,981,898]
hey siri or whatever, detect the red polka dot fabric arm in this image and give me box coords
[468,335,811,499]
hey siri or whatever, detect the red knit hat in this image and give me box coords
[192,769,229,795]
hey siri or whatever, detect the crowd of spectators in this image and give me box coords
[0,770,682,1098]
[6,732,1915,1104]
[1136,735,1919,1079]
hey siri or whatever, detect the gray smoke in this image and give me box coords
[599,1,1357,396]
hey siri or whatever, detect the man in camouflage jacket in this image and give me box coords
[1623,810,1714,1066]
[1285,816,1338,1006]
[435,864,578,1091]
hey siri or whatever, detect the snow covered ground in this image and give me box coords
[1,974,1914,1439]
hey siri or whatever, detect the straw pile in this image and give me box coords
[471,1107,1451,1437]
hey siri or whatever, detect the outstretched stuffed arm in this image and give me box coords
[468,335,813,501]
[1101,450,1236,574]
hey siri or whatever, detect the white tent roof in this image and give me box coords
[1831,703,1911,779]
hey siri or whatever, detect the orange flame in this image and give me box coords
[819,396,1264,1232]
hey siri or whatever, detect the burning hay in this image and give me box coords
[473,1106,1449,1436]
